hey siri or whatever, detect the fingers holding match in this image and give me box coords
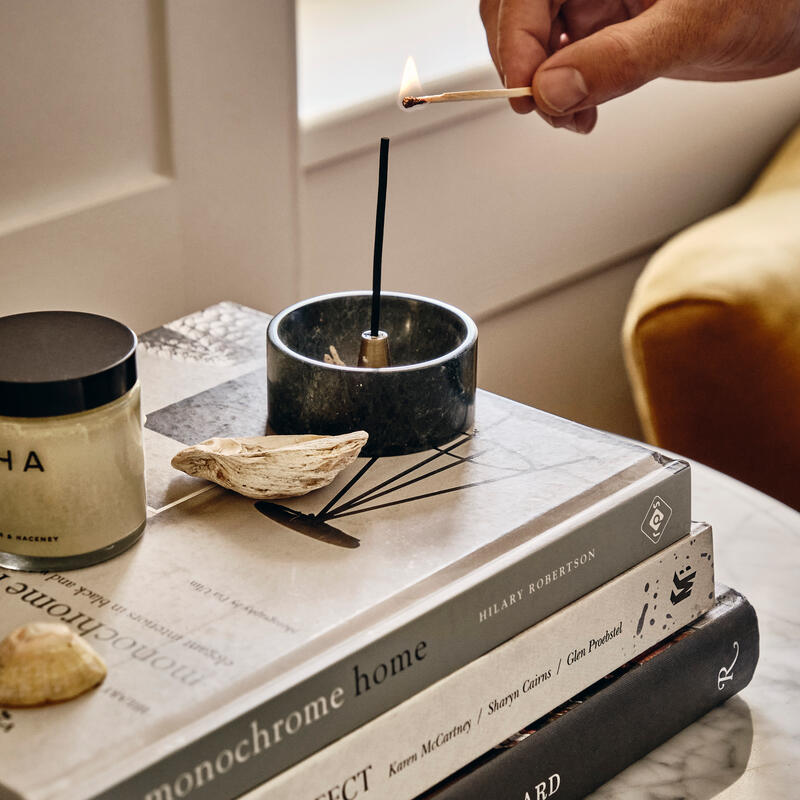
[400,86,597,134]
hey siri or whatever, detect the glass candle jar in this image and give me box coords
[0,311,146,571]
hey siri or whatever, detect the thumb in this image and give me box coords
[533,6,685,115]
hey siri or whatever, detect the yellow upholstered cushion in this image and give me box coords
[623,124,800,509]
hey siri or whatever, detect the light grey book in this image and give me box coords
[250,524,715,800]
[0,304,691,800]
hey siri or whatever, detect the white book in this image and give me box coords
[0,304,692,800]
[245,523,714,800]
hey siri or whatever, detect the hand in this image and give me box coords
[480,0,800,133]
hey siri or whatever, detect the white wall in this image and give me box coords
[4,0,799,439]
[0,0,299,333]
[299,67,800,436]
[476,254,651,439]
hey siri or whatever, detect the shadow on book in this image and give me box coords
[254,430,539,547]
[254,502,361,548]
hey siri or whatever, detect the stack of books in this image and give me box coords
[0,303,758,800]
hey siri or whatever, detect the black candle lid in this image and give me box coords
[0,311,138,417]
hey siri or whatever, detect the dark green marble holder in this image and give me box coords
[267,292,478,457]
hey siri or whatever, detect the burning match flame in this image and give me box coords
[399,55,534,109]
[398,56,424,110]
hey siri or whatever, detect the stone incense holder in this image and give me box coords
[267,291,478,457]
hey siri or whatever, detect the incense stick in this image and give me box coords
[371,137,390,337]
[402,87,532,108]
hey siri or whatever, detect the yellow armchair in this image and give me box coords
[623,125,800,510]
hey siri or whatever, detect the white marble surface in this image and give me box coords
[591,461,800,798]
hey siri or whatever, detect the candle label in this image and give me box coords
[0,533,59,543]
[0,449,46,472]
[0,386,146,565]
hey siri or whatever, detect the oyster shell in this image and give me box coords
[0,622,107,707]
[171,431,369,499]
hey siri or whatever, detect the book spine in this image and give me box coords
[246,524,715,800]
[422,586,759,800]
[94,462,692,800]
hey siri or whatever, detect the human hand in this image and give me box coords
[480,0,800,133]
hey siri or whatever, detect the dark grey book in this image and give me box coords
[420,587,758,800]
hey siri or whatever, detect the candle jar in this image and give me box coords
[0,311,146,571]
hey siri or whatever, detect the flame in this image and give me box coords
[398,56,423,109]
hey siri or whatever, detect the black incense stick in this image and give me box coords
[371,137,390,337]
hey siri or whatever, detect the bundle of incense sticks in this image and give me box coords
[402,87,532,108]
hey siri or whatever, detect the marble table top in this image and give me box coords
[591,460,800,799]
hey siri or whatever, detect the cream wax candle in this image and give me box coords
[0,311,146,571]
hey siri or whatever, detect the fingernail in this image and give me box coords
[557,116,584,134]
[538,67,588,112]
[535,110,555,127]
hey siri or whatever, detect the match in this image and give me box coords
[402,87,532,108]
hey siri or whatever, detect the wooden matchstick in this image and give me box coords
[402,87,532,108]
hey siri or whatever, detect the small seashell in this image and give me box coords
[0,622,107,707]
[171,431,369,499]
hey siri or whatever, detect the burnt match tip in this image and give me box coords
[402,96,426,109]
